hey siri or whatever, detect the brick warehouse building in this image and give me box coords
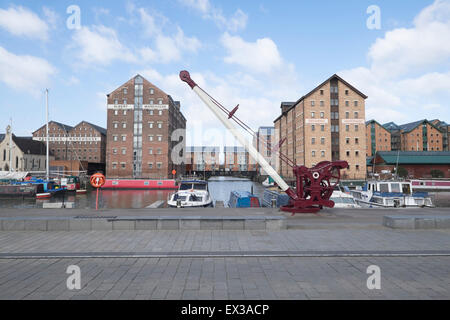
[365,119,391,157]
[32,120,106,174]
[274,74,367,180]
[106,75,186,179]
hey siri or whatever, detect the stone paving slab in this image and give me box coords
[0,229,449,254]
[384,215,450,229]
[0,256,448,300]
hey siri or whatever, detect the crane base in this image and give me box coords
[280,205,321,215]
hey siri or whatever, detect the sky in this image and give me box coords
[0,0,449,147]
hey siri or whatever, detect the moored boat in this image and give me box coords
[167,180,213,208]
[411,179,450,191]
[351,180,434,208]
[103,179,178,189]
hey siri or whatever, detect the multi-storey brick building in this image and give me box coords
[32,120,106,173]
[431,119,449,151]
[274,74,367,180]
[106,74,186,179]
[383,122,402,151]
[185,146,220,174]
[398,120,444,152]
[223,146,257,172]
[365,120,391,157]
[253,126,275,175]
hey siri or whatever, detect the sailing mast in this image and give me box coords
[45,89,49,180]
[8,119,12,172]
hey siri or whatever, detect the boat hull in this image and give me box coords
[102,179,178,189]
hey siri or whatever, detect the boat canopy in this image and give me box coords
[0,171,29,180]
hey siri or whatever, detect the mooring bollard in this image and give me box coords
[271,198,277,208]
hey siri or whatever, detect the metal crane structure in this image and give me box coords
[180,70,348,214]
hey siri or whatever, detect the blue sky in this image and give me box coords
[0,0,449,146]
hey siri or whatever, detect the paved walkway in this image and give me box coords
[0,228,449,299]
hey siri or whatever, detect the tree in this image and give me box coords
[396,166,408,178]
[430,169,444,178]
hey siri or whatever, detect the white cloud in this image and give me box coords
[178,0,248,32]
[0,6,49,40]
[0,46,56,95]
[70,25,137,66]
[138,9,201,63]
[137,64,302,146]
[221,33,283,73]
[43,7,58,29]
[339,0,450,124]
[368,0,450,78]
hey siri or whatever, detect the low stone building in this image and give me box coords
[368,151,450,178]
[0,126,54,172]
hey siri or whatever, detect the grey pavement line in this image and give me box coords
[1,250,450,259]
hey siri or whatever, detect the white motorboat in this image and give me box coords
[167,180,213,208]
[330,186,360,208]
[262,177,275,187]
[350,180,434,208]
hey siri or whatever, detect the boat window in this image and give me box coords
[391,183,401,193]
[402,184,411,194]
[190,195,203,202]
[193,184,207,190]
[179,184,192,190]
[379,184,389,193]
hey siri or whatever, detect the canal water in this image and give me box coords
[0,176,266,209]
[0,176,449,209]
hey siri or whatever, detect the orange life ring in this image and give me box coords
[90,173,106,188]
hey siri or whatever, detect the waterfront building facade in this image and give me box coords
[1,126,53,172]
[185,146,220,173]
[274,74,367,180]
[365,120,391,157]
[106,75,186,179]
[253,126,275,175]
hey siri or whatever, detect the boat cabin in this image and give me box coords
[364,181,412,195]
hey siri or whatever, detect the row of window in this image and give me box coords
[310,100,359,107]
[122,87,155,95]
[311,124,360,132]
[113,110,165,116]
[112,135,165,142]
[112,148,164,155]
[310,111,359,119]
[311,150,361,157]
[114,98,164,105]
[111,162,163,169]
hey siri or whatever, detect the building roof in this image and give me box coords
[398,119,443,133]
[12,135,47,155]
[366,119,391,133]
[274,74,368,123]
[32,121,73,134]
[375,151,450,165]
[382,122,401,131]
[78,121,107,135]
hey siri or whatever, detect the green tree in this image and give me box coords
[430,169,444,178]
[396,166,408,178]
